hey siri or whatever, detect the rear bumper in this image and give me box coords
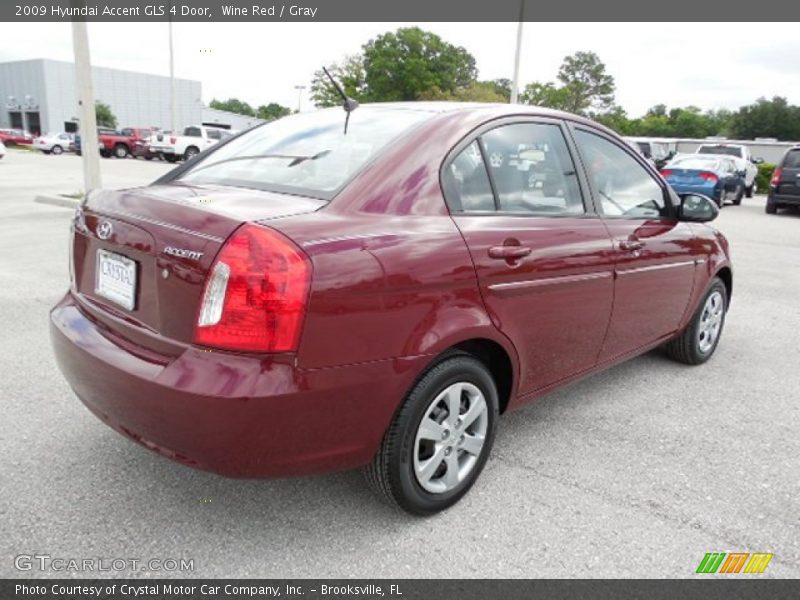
[50,292,422,478]
[768,193,800,207]
[149,146,176,155]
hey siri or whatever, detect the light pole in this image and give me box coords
[71,19,102,192]
[510,0,525,104]
[294,85,306,113]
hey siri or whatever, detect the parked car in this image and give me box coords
[50,103,732,515]
[626,137,672,169]
[661,154,745,207]
[0,140,6,159]
[99,127,153,159]
[75,127,118,156]
[696,143,762,198]
[34,132,73,155]
[0,128,34,146]
[766,145,800,214]
[149,125,233,162]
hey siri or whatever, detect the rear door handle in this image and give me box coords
[618,239,644,252]
[488,246,532,260]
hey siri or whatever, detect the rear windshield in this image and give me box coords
[670,157,721,170]
[784,150,800,168]
[698,145,742,158]
[177,106,434,199]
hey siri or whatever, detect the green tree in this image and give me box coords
[361,27,477,101]
[592,105,632,134]
[209,98,256,117]
[256,103,292,121]
[519,82,571,110]
[729,97,800,140]
[417,81,506,103]
[310,54,367,108]
[94,101,117,129]
[486,78,512,102]
[556,51,616,114]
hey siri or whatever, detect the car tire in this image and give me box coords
[114,144,129,159]
[364,352,499,515]
[665,277,727,366]
[51,145,63,155]
[733,185,743,206]
[164,155,178,163]
[184,146,199,160]
[745,181,754,198]
[765,199,778,214]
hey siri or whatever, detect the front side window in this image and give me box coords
[178,107,434,199]
[576,129,668,218]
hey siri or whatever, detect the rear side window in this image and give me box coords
[698,145,743,158]
[784,150,800,168]
[443,122,585,216]
[184,127,202,137]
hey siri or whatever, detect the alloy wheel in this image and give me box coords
[413,382,489,494]
[697,291,724,354]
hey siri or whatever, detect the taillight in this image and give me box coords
[770,168,782,187]
[699,171,718,182]
[660,169,673,178]
[194,224,312,353]
[170,136,176,144]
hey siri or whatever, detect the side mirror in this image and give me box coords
[678,193,719,223]
[752,157,764,164]
[737,169,747,178]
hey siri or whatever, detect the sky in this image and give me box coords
[1,22,799,116]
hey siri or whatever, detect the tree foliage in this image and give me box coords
[256,103,292,121]
[729,97,800,141]
[209,98,256,116]
[94,101,117,129]
[310,27,477,106]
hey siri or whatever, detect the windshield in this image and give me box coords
[177,106,435,199]
[698,145,742,158]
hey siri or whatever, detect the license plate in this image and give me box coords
[95,249,137,310]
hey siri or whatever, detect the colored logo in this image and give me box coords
[696,552,773,574]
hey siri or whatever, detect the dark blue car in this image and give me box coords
[661,154,745,207]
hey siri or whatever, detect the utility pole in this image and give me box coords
[510,0,525,104]
[71,19,101,192]
[168,17,177,132]
[294,85,306,113]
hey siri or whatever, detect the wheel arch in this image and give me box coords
[715,265,732,305]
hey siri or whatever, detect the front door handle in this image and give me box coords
[618,239,644,252]
[488,245,532,260]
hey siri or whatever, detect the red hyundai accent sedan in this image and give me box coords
[51,103,732,514]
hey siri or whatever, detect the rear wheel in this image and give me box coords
[665,277,727,365]
[164,154,178,163]
[732,185,743,206]
[745,181,755,198]
[51,145,63,155]
[184,146,199,160]
[765,198,778,214]
[114,144,129,159]
[364,353,498,515]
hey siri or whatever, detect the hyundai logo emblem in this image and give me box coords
[97,220,113,240]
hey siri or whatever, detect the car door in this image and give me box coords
[443,119,616,395]
[572,126,697,360]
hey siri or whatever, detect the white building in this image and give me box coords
[0,58,202,135]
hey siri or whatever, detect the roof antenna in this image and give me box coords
[322,66,358,134]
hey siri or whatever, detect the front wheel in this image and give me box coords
[732,185,743,206]
[114,144,129,159]
[364,353,498,515]
[51,145,63,155]
[665,277,727,365]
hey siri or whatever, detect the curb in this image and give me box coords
[34,194,81,209]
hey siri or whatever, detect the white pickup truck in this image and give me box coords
[149,125,234,163]
[695,143,764,197]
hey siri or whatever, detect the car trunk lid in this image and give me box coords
[72,183,324,353]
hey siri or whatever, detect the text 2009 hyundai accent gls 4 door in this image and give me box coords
[51,103,732,514]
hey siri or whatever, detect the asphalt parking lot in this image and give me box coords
[1,149,798,579]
